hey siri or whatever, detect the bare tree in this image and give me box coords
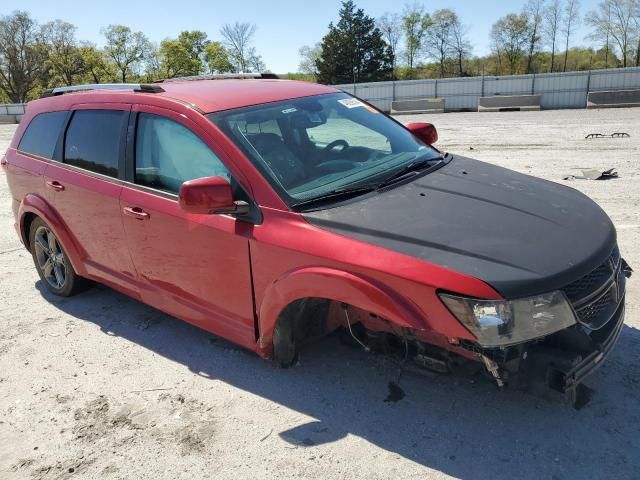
[220,22,257,73]
[562,0,581,71]
[634,0,640,66]
[247,47,266,72]
[525,0,545,73]
[587,0,636,68]
[425,9,457,77]
[0,11,46,102]
[586,1,614,67]
[298,43,322,77]
[544,0,563,71]
[103,25,151,82]
[377,13,403,78]
[450,17,472,76]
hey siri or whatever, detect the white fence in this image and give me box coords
[0,103,26,123]
[335,67,640,112]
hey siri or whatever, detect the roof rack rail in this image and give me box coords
[40,83,164,98]
[158,72,279,83]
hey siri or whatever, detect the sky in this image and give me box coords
[10,0,602,73]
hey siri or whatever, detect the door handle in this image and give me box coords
[123,206,150,220]
[46,180,65,192]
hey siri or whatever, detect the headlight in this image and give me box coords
[439,291,576,347]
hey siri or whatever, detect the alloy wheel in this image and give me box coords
[33,226,67,289]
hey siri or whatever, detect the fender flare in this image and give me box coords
[18,194,87,276]
[257,266,425,354]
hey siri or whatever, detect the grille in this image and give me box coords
[575,287,617,330]
[562,245,624,330]
[562,262,612,303]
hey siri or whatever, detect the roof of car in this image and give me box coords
[35,79,340,114]
[157,79,338,113]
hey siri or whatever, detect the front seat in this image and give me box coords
[250,133,306,187]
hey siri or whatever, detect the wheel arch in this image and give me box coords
[19,194,87,276]
[256,266,426,358]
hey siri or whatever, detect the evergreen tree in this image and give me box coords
[316,0,392,84]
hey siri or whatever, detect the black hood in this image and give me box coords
[303,155,616,299]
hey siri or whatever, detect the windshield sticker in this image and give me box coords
[281,107,297,114]
[338,98,365,109]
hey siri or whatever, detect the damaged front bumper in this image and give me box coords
[516,298,625,407]
[461,250,629,408]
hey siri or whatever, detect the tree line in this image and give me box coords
[0,11,267,103]
[301,0,640,84]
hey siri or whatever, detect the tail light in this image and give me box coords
[0,151,7,171]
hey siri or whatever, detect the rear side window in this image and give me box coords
[64,110,127,178]
[18,111,67,159]
[135,113,230,193]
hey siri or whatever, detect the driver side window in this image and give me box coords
[135,113,230,193]
[306,108,391,153]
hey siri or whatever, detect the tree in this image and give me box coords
[490,13,531,74]
[562,0,581,71]
[42,20,84,86]
[220,22,257,73]
[586,0,636,67]
[450,16,472,76]
[544,0,563,71]
[159,38,199,78]
[425,9,457,77]
[142,43,162,82]
[0,11,47,103]
[298,43,322,78]
[204,41,234,73]
[78,42,113,83]
[316,1,392,84]
[525,0,545,73]
[402,3,431,76]
[377,13,403,78]
[103,25,151,82]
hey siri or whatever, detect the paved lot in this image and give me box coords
[1,108,639,479]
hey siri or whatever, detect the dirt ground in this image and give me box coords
[1,108,639,480]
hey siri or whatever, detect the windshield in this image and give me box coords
[208,92,442,206]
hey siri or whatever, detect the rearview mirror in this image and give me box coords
[407,122,438,145]
[179,177,247,215]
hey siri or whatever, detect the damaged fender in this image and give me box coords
[256,266,426,357]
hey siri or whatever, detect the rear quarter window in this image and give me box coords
[64,110,127,178]
[18,111,67,159]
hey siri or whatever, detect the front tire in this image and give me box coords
[29,217,84,297]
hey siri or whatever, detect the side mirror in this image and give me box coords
[179,176,248,215]
[407,122,438,145]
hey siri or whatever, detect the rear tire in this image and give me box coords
[29,217,85,297]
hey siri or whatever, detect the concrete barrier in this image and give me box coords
[587,89,640,109]
[0,104,26,123]
[391,98,445,114]
[478,95,541,112]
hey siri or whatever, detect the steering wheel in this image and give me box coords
[323,139,350,153]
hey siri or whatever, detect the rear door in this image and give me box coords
[119,105,256,347]
[44,104,138,295]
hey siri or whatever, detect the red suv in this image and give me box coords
[3,75,629,406]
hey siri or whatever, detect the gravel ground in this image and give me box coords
[1,108,639,480]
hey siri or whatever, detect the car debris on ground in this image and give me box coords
[564,168,619,180]
[585,132,630,139]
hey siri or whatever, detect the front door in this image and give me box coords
[119,105,256,347]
